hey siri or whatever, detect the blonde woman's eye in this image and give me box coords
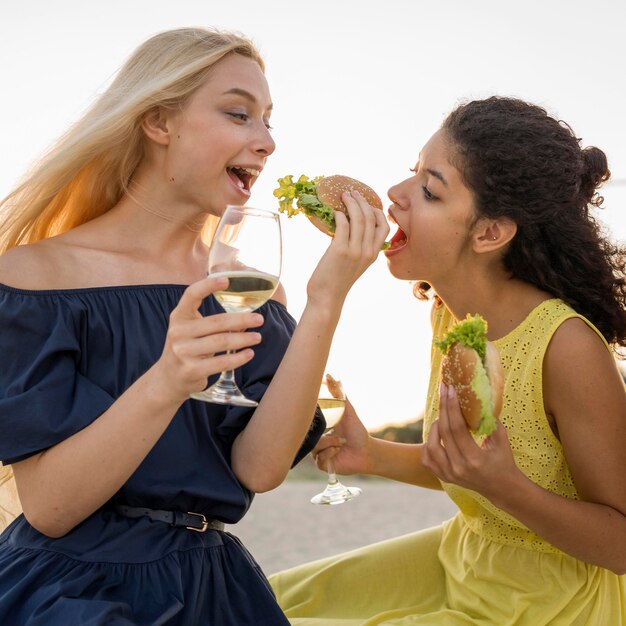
[228,112,249,122]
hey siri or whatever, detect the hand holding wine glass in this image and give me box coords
[310,374,363,505]
[190,205,282,406]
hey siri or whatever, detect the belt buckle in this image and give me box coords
[186,511,209,532]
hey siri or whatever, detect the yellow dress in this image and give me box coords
[270,299,626,625]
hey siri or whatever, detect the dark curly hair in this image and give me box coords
[418,96,626,349]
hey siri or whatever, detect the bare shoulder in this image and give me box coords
[544,316,623,410]
[271,281,288,307]
[0,240,65,290]
[546,316,610,365]
[545,317,617,381]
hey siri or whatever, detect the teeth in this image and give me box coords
[232,166,260,176]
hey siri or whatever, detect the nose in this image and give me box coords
[387,175,413,210]
[254,124,276,157]
[387,181,404,208]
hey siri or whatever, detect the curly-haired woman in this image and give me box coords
[271,97,626,625]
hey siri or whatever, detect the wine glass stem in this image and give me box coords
[327,459,338,485]
[218,351,236,384]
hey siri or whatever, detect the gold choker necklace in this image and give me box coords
[127,187,209,232]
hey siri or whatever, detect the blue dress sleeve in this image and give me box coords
[212,299,325,466]
[0,289,115,464]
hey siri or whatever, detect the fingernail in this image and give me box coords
[252,314,264,324]
[339,437,347,444]
[448,385,455,398]
[215,277,228,286]
[439,383,446,396]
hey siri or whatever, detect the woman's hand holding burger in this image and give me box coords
[275,173,389,310]
[423,314,521,503]
[423,383,520,504]
[274,174,390,248]
[307,189,389,307]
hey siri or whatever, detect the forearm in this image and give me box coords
[492,472,626,574]
[14,365,182,537]
[232,300,342,491]
[367,438,443,490]
[233,198,389,490]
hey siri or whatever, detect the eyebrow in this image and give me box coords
[425,168,448,187]
[222,88,273,110]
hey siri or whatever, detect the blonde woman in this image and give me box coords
[0,28,389,624]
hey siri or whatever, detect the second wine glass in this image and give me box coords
[310,374,363,505]
[190,205,282,407]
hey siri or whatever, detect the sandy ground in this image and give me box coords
[226,477,459,576]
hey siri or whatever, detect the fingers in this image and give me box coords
[336,191,389,254]
[325,373,345,399]
[315,433,345,452]
[171,276,229,321]
[184,328,262,359]
[437,384,464,458]
[191,310,264,340]
[204,348,257,374]
[161,279,267,399]
[167,311,263,367]
[314,445,341,470]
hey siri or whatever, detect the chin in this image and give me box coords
[386,259,414,280]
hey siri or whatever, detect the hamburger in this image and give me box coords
[435,314,504,436]
[274,174,388,247]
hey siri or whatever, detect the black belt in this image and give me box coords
[114,505,224,533]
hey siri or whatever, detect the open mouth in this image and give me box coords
[386,225,408,252]
[227,166,260,193]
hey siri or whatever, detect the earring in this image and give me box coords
[492,236,497,240]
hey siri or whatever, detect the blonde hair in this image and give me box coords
[0,27,265,251]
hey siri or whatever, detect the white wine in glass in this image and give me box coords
[190,205,282,407]
[310,375,362,505]
[212,270,279,313]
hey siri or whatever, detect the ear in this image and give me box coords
[472,217,517,253]
[141,107,173,146]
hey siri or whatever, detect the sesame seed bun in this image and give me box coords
[309,175,383,235]
[441,341,504,432]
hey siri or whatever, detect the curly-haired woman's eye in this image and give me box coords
[422,186,438,201]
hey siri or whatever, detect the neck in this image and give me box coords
[126,179,211,233]
[92,194,215,283]
[434,274,550,341]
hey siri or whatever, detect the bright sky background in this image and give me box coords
[2,0,625,430]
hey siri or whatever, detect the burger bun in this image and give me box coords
[309,175,383,235]
[441,341,504,432]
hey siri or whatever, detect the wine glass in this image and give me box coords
[310,374,362,505]
[190,205,282,406]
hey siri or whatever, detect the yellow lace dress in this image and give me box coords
[270,299,625,625]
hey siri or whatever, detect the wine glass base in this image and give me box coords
[190,383,258,407]
[310,482,362,506]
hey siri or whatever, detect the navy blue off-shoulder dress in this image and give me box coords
[0,284,324,625]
